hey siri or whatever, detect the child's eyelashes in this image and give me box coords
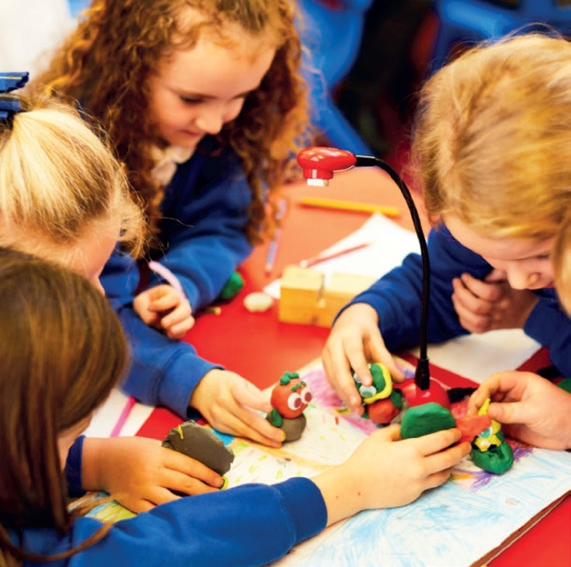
[180,96,203,105]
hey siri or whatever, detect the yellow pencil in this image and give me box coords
[298,196,400,218]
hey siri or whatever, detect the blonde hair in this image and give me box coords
[32,0,310,241]
[411,33,571,240]
[554,215,571,314]
[0,95,146,259]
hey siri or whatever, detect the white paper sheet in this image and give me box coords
[264,213,420,298]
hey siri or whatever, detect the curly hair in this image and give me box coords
[32,0,310,242]
[554,214,571,315]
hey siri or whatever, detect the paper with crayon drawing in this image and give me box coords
[261,362,571,567]
[87,358,571,567]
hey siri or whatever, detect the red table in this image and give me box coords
[138,168,571,567]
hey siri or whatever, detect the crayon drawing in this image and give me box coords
[87,361,571,567]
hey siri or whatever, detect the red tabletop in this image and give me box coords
[138,168,571,567]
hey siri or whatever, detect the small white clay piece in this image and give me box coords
[243,291,273,312]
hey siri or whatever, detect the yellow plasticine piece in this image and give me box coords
[474,398,503,452]
[176,424,184,439]
[478,398,491,416]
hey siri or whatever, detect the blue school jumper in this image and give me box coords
[102,138,254,417]
[343,224,571,376]
[15,437,327,567]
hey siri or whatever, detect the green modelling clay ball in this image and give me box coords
[218,271,245,301]
[470,431,514,475]
[557,378,571,394]
[400,402,456,439]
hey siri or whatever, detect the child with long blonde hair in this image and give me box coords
[30,1,309,440]
[0,92,283,505]
[322,33,571,416]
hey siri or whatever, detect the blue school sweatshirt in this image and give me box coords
[102,138,254,417]
[16,437,327,567]
[343,224,571,376]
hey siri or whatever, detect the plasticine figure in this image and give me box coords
[399,399,513,475]
[470,399,514,475]
[162,420,235,489]
[267,372,312,441]
[353,364,513,475]
[353,363,404,425]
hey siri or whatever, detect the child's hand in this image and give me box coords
[134,284,194,339]
[314,425,470,526]
[451,270,538,334]
[81,437,223,513]
[468,370,571,450]
[190,369,286,448]
[322,303,405,416]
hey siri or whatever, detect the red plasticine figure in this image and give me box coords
[353,362,404,425]
[267,371,312,441]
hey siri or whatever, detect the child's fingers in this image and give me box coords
[423,438,471,472]
[231,379,272,413]
[165,317,195,339]
[416,428,464,456]
[324,351,365,415]
[159,467,222,495]
[459,273,505,302]
[148,291,184,312]
[209,404,285,447]
[484,268,508,284]
[422,467,456,491]
[116,487,176,513]
[161,304,195,337]
[163,449,224,486]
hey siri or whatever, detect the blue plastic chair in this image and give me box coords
[430,0,571,72]
[297,0,374,155]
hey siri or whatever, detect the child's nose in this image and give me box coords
[195,107,224,135]
[505,266,537,290]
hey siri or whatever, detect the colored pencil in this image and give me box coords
[299,241,372,268]
[264,228,282,275]
[110,396,137,437]
[265,199,287,276]
[299,196,400,218]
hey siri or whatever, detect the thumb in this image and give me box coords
[380,423,401,441]
[487,401,522,424]
[236,380,272,412]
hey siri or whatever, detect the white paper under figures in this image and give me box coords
[254,365,571,567]
[267,446,571,567]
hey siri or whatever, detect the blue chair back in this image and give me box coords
[431,0,571,72]
[298,0,374,154]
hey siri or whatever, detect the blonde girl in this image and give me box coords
[0,95,240,508]
[322,33,571,415]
